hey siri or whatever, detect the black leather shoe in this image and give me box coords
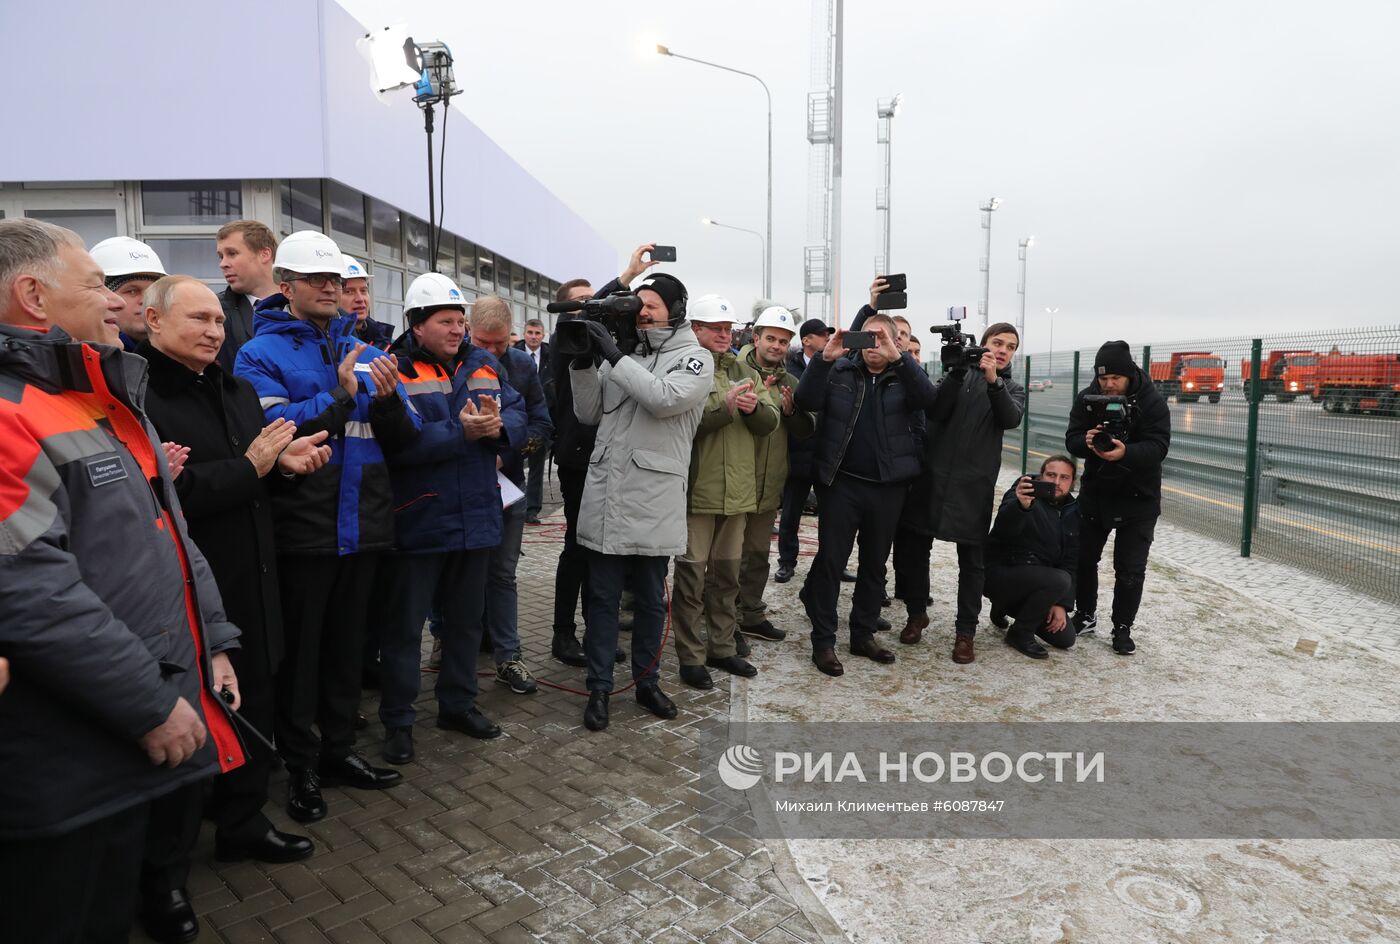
[552,631,588,667]
[615,647,627,664]
[989,603,1010,630]
[636,684,678,719]
[734,633,751,658]
[840,570,858,583]
[1112,626,1136,655]
[706,655,758,678]
[812,648,845,677]
[584,691,610,731]
[320,752,404,790]
[881,594,894,608]
[438,707,502,739]
[874,616,893,632]
[740,619,787,641]
[142,888,199,944]
[774,564,795,583]
[383,725,414,765]
[215,826,315,864]
[1005,630,1049,660]
[679,664,714,690]
[849,637,897,664]
[286,767,326,823]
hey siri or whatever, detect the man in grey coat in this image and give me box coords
[571,254,713,732]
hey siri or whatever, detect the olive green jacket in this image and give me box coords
[742,344,817,513]
[687,349,781,515]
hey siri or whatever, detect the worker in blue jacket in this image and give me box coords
[377,274,527,766]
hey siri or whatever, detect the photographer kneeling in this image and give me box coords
[985,457,1080,659]
[1064,341,1172,655]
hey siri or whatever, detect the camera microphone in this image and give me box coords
[546,299,585,314]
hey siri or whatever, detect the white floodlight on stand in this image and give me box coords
[357,25,463,272]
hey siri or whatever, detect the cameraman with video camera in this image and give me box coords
[1064,340,1172,655]
[567,245,713,730]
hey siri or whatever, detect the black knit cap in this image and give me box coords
[1094,340,1136,378]
[799,318,830,339]
[105,273,158,293]
[634,273,687,320]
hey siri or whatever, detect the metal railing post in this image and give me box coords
[1072,350,1081,394]
[1142,344,1152,375]
[1241,338,1263,557]
[1021,355,1032,475]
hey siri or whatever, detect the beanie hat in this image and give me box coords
[1094,340,1136,378]
[105,273,156,293]
[799,318,831,339]
[634,273,687,320]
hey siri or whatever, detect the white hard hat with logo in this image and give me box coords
[340,255,373,281]
[274,231,343,274]
[404,272,466,314]
[752,306,797,334]
[689,294,740,325]
[90,237,167,279]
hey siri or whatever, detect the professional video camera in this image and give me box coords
[546,292,643,358]
[933,306,988,371]
[1082,394,1136,451]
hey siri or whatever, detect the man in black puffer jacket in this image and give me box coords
[1064,340,1172,655]
[986,456,1081,659]
[794,314,940,678]
[774,318,829,583]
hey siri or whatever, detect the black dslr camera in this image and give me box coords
[933,306,988,371]
[546,292,642,358]
[1083,394,1135,451]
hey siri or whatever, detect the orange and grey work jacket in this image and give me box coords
[0,324,246,840]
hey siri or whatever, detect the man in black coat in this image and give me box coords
[985,456,1081,659]
[1064,340,1172,654]
[794,314,940,677]
[139,276,332,941]
[214,221,280,373]
[774,317,829,582]
[515,317,552,523]
[897,321,1025,665]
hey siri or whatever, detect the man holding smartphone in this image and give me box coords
[984,456,1081,658]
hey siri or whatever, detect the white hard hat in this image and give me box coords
[340,254,372,281]
[90,236,167,279]
[273,231,343,274]
[689,294,739,325]
[404,272,466,314]
[752,306,797,334]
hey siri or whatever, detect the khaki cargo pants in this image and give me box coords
[672,512,746,666]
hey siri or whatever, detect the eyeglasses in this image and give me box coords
[286,273,343,289]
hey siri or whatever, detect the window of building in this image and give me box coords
[142,238,222,287]
[24,209,118,247]
[457,239,477,288]
[436,234,455,280]
[141,180,242,226]
[510,261,526,300]
[373,266,405,331]
[526,270,540,306]
[371,200,402,262]
[477,251,495,293]
[405,216,431,272]
[280,179,323,234]
[328,181,367,251]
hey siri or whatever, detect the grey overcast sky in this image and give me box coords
[341,0,1399,353]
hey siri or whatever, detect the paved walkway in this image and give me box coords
[141,480,846,944]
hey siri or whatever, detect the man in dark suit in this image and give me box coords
[214,220,279,373]
[514,317,552,523]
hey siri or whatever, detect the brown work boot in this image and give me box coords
[812,648,845,677]
[899,612,929,645]
[952,633,976,664]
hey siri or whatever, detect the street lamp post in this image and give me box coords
[1044,306,1059,379]
[1016,236,1034,351]
[875,93,902,274]
[657,44,772,298]
[701,218,766,293]
[978,197,1001,332]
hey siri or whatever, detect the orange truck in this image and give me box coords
[1149,352,1225,403]
[1240,350,1321,403]
[1315,353,1400,415]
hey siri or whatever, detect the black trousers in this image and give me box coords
[583,552,668,693]
[141,782,204,898]
[0,802,148,943]
[801,474,905,652]
[206,637,278,841]
[892,527,933,616]
[986,564,1076,648]
[274,552,378,768]
[776,472,813,569]
[948,542,987,636]
[553,464,591,636]
[1077,514,1157,628]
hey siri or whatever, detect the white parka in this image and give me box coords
[571,324,714,556]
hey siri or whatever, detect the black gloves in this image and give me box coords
[585,320,624,366]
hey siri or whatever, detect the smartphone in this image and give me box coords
[1028,475,1057,501]
[649,245,677,263]
[879,273,907,293]
[844,330,876,350]
[947,306,968,322]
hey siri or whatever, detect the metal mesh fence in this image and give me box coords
[994,327,1400,604]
